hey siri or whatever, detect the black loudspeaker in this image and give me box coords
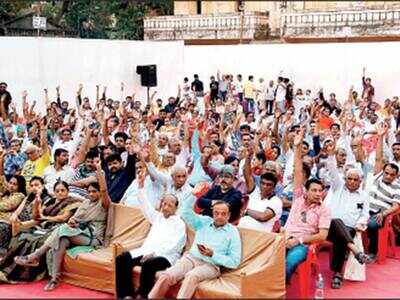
[136,64,157,87]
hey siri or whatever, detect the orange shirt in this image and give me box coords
[318,116,334,130]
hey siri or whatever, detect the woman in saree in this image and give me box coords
[0,179,80,283]
[0,174,27,254]
[15,162,110,291]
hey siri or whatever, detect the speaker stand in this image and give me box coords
[147,86,150,107]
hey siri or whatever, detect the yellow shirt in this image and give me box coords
[244,81,255,99]
[22,149,51,184]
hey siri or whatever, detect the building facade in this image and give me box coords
[144,1,400,43]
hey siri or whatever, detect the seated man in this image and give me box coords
[195,165,242,223]
[103,150,136,203]
[43,148,74,194]
[285,129,331,283]
[324,145,371,289]
[367,124,400,261]
[120,160,162,208]
[238,172,282,232]
[115,172,186,299]
[148,193,241,299]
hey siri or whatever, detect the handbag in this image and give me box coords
[344,232,366,281]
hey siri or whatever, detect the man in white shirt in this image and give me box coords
[43,148,74,194]
[51,126,82,162]
[265,80,275,116]
[275,77,287,112]
[239,172,282,232]
[324,147,371,289]
[146,163,193,215]
[115,186,186,299]
[235,74,244,103]
[120,160,162,208]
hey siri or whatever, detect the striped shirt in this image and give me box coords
[368,172,400,213]
[69,164,96,200]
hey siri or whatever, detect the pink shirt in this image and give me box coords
[284,187,331,239]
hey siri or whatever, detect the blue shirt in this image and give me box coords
[4,152,27,176]
[181,194,242,269]
[188,130,212,186]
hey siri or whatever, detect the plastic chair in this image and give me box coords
[296,243,321,299]
[377,209,400,264]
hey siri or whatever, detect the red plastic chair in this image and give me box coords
[377,209,400,264]
[296,243,321,299]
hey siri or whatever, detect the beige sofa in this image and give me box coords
[62,204,286,298]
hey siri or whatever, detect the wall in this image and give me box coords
[184,42,400,102]
[2,37,400,112]
[201,1,236,14]
[0,37,184,113]
[174,1,197,15]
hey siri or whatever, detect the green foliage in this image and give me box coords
[1,0,173,39]
[111,1,147,40]
[41,2,59,21]
[64,0,173,40]
[0,0,35,23]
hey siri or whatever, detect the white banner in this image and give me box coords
[0,37,184,113]
[184,42,400,103]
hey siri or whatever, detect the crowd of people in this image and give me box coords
[0,67,399,299]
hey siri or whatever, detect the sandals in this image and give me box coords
[354,252,368,264]
[331,274,343,289]
[44,278,59,291]
[14,255,39,267]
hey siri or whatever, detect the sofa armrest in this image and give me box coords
[241,234,285,298]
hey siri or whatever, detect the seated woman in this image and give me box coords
[0,175,27,254]
[0,179,80,283]
[15,162,110,291]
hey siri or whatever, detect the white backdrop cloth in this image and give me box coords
[184,42,400,103]
[0,37,184,114]
[1,37,400,114]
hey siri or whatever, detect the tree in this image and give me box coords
[0,0,35,23]
[2,0,173,40]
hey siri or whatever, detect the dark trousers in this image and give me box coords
[266,100,274,115]
[327,219,356,273]
[115,251,171,298]
[367,212,382,255]
[238,92,243,103]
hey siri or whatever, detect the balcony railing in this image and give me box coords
[281,9,400,36]
[144,12,269,41]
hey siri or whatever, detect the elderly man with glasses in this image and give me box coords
[324,142,371,289]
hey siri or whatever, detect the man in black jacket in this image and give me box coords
[103,147,136,203]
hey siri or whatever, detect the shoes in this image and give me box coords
[331,274,343,289]
[354,252,369,264]
[366,254,377,264]
[14,255,39,267]
[44,279,59,291]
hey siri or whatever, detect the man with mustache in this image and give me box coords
[195,165,242,224]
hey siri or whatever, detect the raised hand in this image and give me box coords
[293,127,305,147]
[376,122,388,136]
[22,90,28,99]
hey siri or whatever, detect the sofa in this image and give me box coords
[62,204,286,298]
